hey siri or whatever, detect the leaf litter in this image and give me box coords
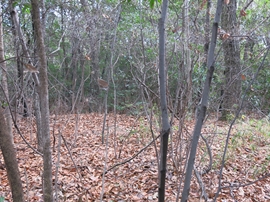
[0,113,270,201]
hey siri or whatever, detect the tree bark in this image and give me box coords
[220,0,241,119]
[158,0,170,201]
[181,0,224,201]
[182,0,192,106]
[0,109,24,202]
[31,0,53,201]
[0,10,13,144]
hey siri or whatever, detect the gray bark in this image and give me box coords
[180,0,224,201]
[204,0,211,57]
[31,0,53,201]
[158,0,170,201]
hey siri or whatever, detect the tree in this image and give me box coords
[220,0,241,119]
[0,109,24,201]
[0,9,24,201]
[0,8,13,144]
[31,0,53,200]
[157,0,170,201]
[181,0,224,200]
[182,0,192,106]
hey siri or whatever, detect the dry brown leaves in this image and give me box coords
[0,113,270,201]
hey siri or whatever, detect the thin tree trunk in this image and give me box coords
[34,91,43,152]
[158,0,170,201]
[31,0,53,201]
[0,11,13,144]
[0,109,24,202]
[181,0,224,201]
[182,0,192,106]
[204,0,211,59]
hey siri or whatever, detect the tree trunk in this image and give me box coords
[34,92,43,152]
[181,0,224,201]
[158,0,170,201]
[182,0,192,106]
[0,109,24,202]
[0,11,13,144]
[31,0,53,201]
[220,0,241,119]
[204,0,211,59]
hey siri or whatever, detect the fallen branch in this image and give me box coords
[221,172,270,190]
[105,133,161,174]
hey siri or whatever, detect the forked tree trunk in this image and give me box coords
[0,109,24,202]
[31,0,53,201]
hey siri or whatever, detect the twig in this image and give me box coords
[48,29,66,56]
[105,133,161,174]
[242,0,254,11]
[61,134,82,181]
[140,81,160,169]
[132,72,159,99]
[0,84,43,156]
[223,182,236,200]
[221,172,270,190]
[194,167,208,201]
[13,118,43,156]
[0,56,17,64]
[149,111,160,170]
[24,166,30,202]
[54,130,62,202]
[200,133,212,174]
[100,122,110,200]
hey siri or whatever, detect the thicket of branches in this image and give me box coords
[1,0,269,117]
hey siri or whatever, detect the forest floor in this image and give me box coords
[0,113,270,201]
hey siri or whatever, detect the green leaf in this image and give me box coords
[150,0,155,9]
[1,102,8,107]
[22,3,31,14]
[12,1,19,7]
